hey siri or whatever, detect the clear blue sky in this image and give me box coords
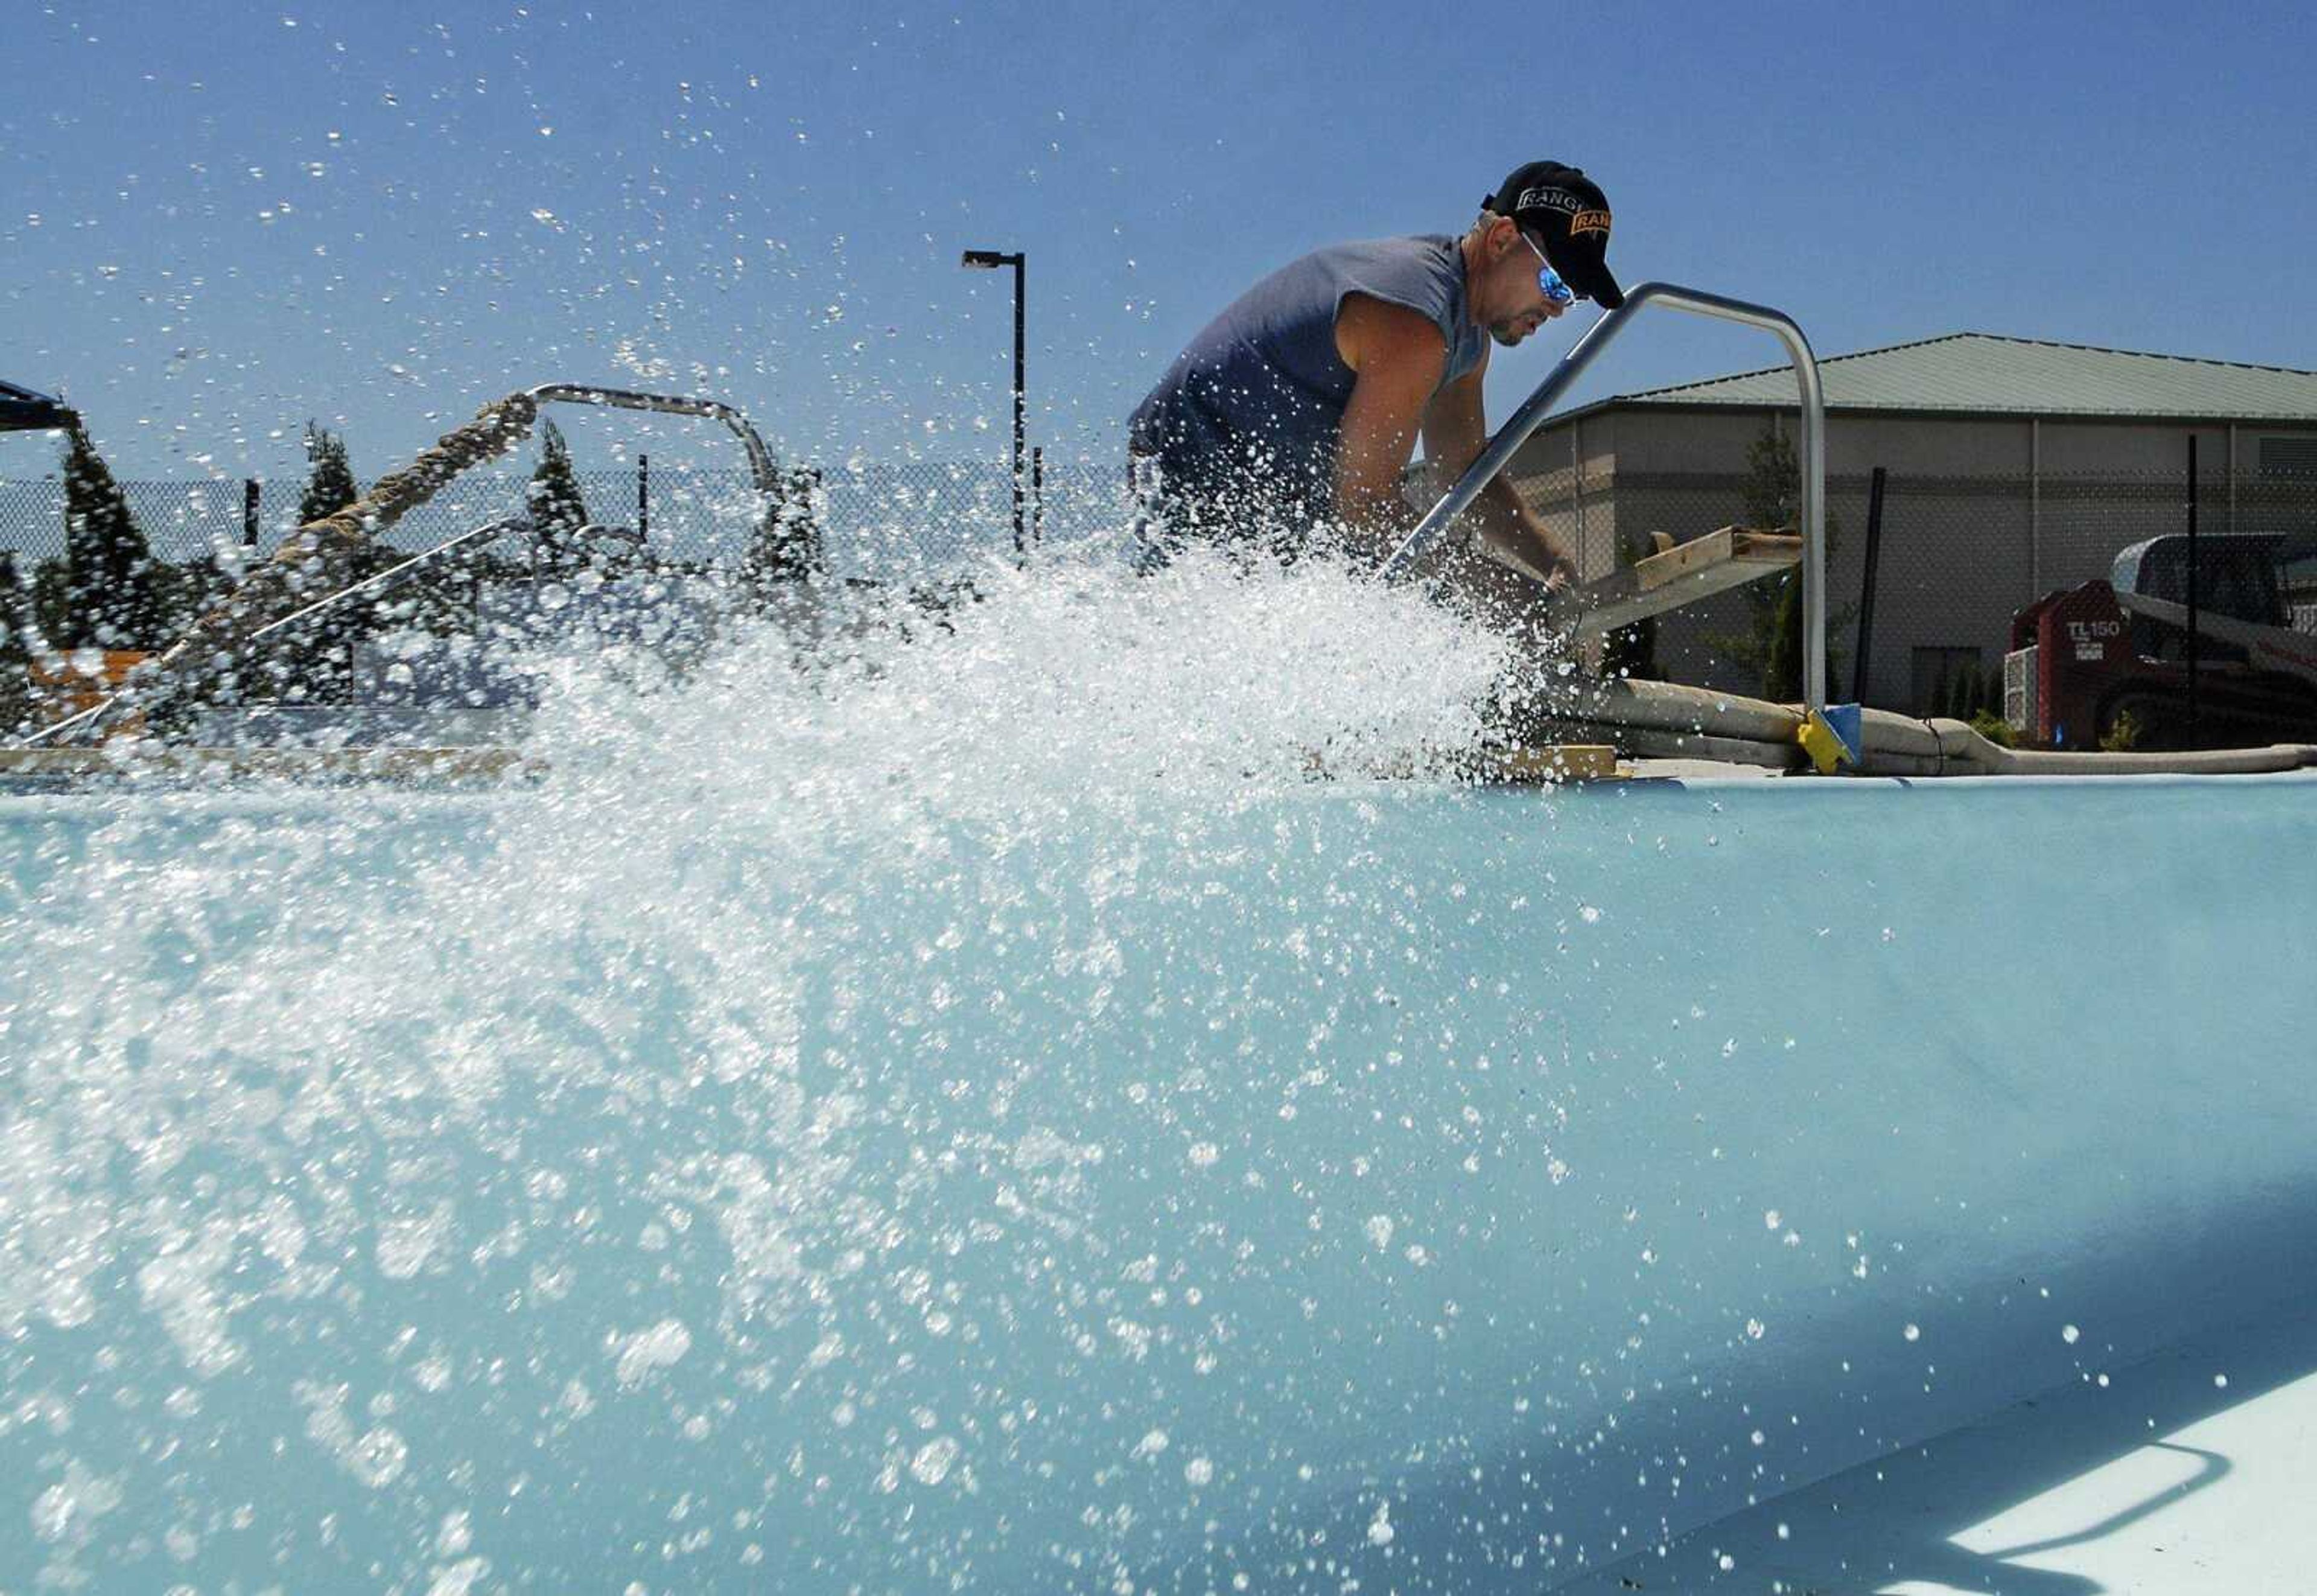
[6,0,2313,481]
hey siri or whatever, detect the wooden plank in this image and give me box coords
[1543,524,1802,638]
[1634,526,1736,591]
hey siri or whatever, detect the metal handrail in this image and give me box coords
[234,515,532,647]
[1381,281,1828,712]
[523,384,783,496]
[18,517,534,748]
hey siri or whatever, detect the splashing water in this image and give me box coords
[0,543,1536,1589]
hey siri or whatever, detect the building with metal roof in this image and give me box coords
[1610,333,2317,422]
[1496,334,2317,710]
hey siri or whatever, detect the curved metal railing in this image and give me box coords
[1381,281,1828,712]
[19,383,795,748]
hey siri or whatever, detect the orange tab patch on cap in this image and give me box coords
[1569,209,1612,238]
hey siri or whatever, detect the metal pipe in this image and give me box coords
[21,517,532,748]
[2187,433,2201,739]
[1012,256,1028,558]
[2029,416,2041,598]
[21,382,786,749]
[2228,421,2239,535]
[958,251,1028,556]
[1569,419,1584,570]
[1380,280,1829,711]
[238,517,529,649]
[523,384,781,499]
[1855,465,1887,705]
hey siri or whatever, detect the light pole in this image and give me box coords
[960,248,1026,555]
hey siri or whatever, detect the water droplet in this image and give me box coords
[909,1435,959,1485]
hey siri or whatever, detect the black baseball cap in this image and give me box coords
[1483,161,1624,309]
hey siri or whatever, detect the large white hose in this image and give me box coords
[1555,679,2317,778]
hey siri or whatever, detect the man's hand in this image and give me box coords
[1476,515,1578,594]
[1534,532,1580,594]
[1417,348,1578,595]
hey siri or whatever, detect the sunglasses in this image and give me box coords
[1520,230,1580,306]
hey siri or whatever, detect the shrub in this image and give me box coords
[1599,530,1661,682]
[2100,707,2143,753]
[0,553,31,736]
[53,424,168,649]
[297,422,360,525]
[1968,709,2017,748]
[526,420,596,582]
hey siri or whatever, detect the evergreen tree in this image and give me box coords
[735,464,824,607]
[1765,566,1844,704]
[526,421,594,580]
[261,422,375,703]
[152,553,239,639]
[1598,529,1661,681]
[0,553,31,736]
[1939,662,1962,720]
[56,424,166,649]
[30,559,70,650]
[1944,660,1985,722]
[1702,427,1801,688]
[297,421,361,524]
[1707,422,1851,702]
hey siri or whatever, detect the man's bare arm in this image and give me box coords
[1333,294,1448,551]
[1420,361,1579,591]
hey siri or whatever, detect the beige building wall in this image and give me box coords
[1487,404,2317,709]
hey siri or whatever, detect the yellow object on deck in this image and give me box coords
[1797,709,1857,775]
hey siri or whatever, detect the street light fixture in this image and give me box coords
[960,249,1027,556]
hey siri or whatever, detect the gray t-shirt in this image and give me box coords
[1128,234,1488,513]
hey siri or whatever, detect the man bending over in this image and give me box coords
[1127,159,1624,609]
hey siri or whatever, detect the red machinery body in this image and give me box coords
[2007,574,2317,749]
[2006,582,2131,747]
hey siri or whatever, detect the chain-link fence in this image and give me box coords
[0,457,1139,580]
[1513,462,2317,721]
[0,453,1141,727]
[11,444,2317,739]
